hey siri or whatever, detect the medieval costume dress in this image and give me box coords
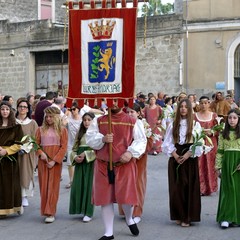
[36,127,68,217]
[0,124,23,215]
[118,120,153,219]
[86,111,147,206]
[216,131,240,225]
[16,118,38,199]
[69,134,95,217]
[133,136,153,218]
[143,105,162,154]
[162,119,203,224]
[194,112,218,195]
[210,98,231,119]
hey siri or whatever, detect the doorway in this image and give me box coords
[35,50,68,96]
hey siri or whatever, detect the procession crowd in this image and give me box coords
[0,89,240,240]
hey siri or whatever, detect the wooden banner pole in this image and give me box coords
[108,107,114,183]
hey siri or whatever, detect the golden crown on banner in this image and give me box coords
[88,19,116,40]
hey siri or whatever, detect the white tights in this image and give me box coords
[101,204,134,236]
[101,204,114,237]
[122,204,135,225]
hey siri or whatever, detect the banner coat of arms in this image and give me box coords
[67,0,137,107]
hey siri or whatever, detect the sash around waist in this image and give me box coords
[98,159,132,167]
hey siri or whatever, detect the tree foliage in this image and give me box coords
[141,0,174,17]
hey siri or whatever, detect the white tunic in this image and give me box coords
[86,117,147,158]
[162,119,203,157]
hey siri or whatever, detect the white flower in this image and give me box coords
[216,116,223,125]
[153,133,162,142]
[20,134,51,161]
[21,142,33,153]
[163,107,174,120]
[211,118,225,134]
[142,118,161,141]
[192,123,202,139]
[142,119,152,137]
[203,145,213,154]
[142,118,150,128]
[191,121,213,157]
[145,128,152,138]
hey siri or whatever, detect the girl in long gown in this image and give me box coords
[0,101,23,216]
[69,112,95,222]
[143,96,162,155]
[216,109,240,228]
[162,99,203,227]
[65,103,81,189]
[36,106,68,223]
[194,96,218,196]
[16,98,38,207]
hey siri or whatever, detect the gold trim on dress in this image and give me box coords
[0,206,22,215]
[99,121,135,127]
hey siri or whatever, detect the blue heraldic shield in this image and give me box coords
[88,40,116,83]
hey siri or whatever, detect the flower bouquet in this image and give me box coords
[191,123,213,156]
[176,122,213,181]
[162,108,175,121]
[20,135,51,161]
[142,118,162,142]
[211,116,225,134]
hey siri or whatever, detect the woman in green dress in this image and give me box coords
[69,112,95,222]
[216,109,240,228]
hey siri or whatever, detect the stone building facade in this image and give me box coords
[180,0,240,101]
[0,0,240,103]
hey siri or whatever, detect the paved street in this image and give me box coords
[0,153,239,240]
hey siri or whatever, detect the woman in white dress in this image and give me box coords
[65,103,82,188]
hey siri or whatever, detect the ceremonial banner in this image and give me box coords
[68,3,137,106]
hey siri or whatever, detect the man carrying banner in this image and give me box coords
[68,2,141,238]
[86,105,147,240]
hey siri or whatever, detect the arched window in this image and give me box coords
[235,44,240,79]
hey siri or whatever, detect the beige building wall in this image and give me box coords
[184,25,240,96]
[180,0,240,99]
[184,0,240,20]
[186,30,227,89]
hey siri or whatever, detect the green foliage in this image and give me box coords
[21,135,52,161]
[140,0,174,17]
[90,45,100,79]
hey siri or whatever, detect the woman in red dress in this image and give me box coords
[143,96,162,155]
[194,96,218,196]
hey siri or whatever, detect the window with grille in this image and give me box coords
[35,50,68,65]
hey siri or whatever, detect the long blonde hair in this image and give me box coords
[42,106,62,137]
